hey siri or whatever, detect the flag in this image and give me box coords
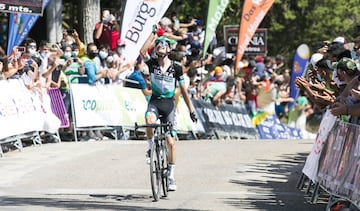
[235,0,274,69]
[120,0,173,62]
[7,0,50,55]
[203,0,229,58]
[289,44,310,110]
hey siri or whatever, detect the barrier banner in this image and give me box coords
[318,120,360,207]
[175,97,205,133]
[302,109,337,182]
[71,84,147,128]
[191,99,257,139]
[257,114,303,139]
[0,79,57,139]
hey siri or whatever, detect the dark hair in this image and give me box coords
[316,59,332,72]
[0,56,8,72]
[187,68,197,78]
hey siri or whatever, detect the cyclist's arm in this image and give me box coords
[179,82,195,113]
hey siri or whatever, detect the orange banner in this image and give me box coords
[235,0,274,70]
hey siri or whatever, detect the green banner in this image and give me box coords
[203,0,229,58]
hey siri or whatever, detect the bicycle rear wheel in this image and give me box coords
[160,143,169,197]
[150,143,162,201]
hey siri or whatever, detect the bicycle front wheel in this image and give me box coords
[160,143,169,197]
[150,144,162,201]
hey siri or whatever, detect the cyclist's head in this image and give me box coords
[154,36,176,58]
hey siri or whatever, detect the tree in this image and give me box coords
[168,0,360,62]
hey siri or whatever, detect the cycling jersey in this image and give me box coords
[146,58,184,99]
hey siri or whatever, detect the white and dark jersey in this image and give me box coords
[146,58,184,99]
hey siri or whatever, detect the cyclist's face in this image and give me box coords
[155,40,169,57]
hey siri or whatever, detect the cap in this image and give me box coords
[117,39,126,46]
[255,55,264,62]
[296,96,308,106]
[336,57,358,75]
[310,53,324,68]
[332,36,345,44]
[214,66,223,74]
[155,36,177,46]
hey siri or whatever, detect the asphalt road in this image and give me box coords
[0,139,328,211]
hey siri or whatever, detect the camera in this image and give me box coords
[17,46,25,52]
[73,58,78,62]
[67,29,75,34]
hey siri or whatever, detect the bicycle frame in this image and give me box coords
[134,122,173,201]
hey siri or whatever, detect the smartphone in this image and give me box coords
[73,58,78,62]
[17,46,25,52]
[67,29,75,34]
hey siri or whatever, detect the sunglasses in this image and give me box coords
[155,40,170,47]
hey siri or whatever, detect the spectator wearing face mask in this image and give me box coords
[94,44,111,84]
[108,39,135,86]
[62,29,86,58]
[80,43,107,85]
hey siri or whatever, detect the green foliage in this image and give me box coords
[168,0,360,63]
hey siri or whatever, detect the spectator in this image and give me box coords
[124,57,152,100]
[0,56,7,80]
[94,9,113,48]
[108,39,135,86]
[94,44,111,84]
[80,43,107,85]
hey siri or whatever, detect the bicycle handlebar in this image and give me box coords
[134,122,174,138]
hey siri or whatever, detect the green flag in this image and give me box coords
[203,0,229,58]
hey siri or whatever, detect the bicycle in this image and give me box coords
[134,121,173,201]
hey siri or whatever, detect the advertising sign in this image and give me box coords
[0,0,44,15]
[224,25,267,55]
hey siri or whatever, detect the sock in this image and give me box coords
[168,164,175,179]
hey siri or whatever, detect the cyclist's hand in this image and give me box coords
[190,111,197,123]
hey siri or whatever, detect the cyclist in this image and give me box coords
[140,35,197,191]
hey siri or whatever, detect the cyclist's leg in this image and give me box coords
[145,102,159,160]
[159,99,177,190]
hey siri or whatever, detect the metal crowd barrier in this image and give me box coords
[67,75,119,142]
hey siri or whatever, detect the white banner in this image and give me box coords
[120,0,173,62]
[71,84,148,127]
[0,79,60,139]
[302,109,337,182]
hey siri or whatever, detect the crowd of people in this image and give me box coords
[3,7,360,141]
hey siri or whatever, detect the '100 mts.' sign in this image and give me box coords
[224,25,267,55]
[0,0,44,15]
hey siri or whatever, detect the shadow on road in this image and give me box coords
[0,194,199,210]
[225,152,328,211]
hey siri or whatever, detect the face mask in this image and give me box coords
[88,52,97,59]
[72,51,79,57]
[63,52,72,59]
[41,52,50,58]
[66,41,73,45]
[317,73,325,82]
[28,48,37,55]
[99,51,108,59]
